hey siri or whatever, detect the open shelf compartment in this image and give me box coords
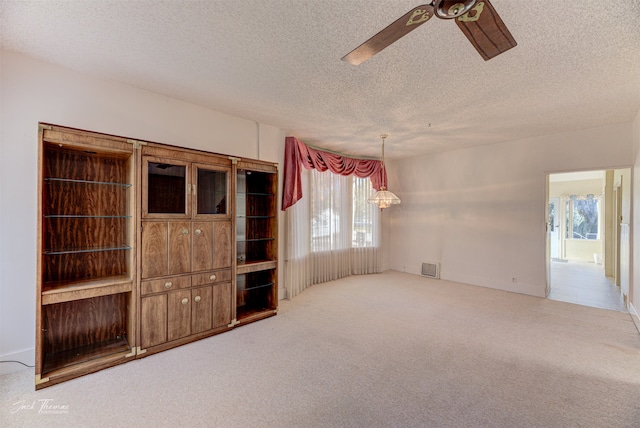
[41,292,132,374]
[236,269,277,321]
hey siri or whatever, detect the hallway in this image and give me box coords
[548,260,627,312]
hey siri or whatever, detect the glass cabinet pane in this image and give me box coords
[147,161,187,214]
[236,170,277,265]
[196,167,227,215]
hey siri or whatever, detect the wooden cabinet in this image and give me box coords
[139,271,231,349]
[138,145,234,354]
[236,161,278,324]
[36,124,138,389]
[140,220,232,279]
[35,126,277,388]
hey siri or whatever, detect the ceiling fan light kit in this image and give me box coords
[342,0,516,65]
[433,0,477,19]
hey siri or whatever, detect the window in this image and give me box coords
[285,168,382,298]
[309,169,379,252]
[565,196,599,240]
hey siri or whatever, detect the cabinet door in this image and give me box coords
[191,286,213,334]
[140,294,167,348]
[168,289,191,341]
[141,222,168,279]
[193,163,229,217]
[168,222,191,275]
[213,221,232,269]
[142,157,191,218]
[192,222,213,272]
[213,282,232,329]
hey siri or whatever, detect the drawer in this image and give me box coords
[141,275,191,295]
[192,269,232,286]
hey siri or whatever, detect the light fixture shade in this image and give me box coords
[369,134,401,209]
[368,188,401,209]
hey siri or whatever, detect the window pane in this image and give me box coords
[310,170,346,252]
[352,177,378,248]
[572,199,599,240]
[308,170,379,253]
[565,200,570,239]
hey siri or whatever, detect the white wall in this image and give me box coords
[631,108,640,328]
[389,124,634,297]
[549,178,603,198]
[0,51,285,372]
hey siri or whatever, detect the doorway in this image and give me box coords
[546,169,629,312]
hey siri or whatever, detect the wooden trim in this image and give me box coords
[236,309,277,326]
[42,127,133,155]
[237,159,278,173]
[230,162,238,323]
[129,141,141,353]
[143,143,232,166]
[237,260,278,275]
[35,124,45,377]
[42,278,132,305]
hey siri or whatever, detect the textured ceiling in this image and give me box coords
[2,0,640,159]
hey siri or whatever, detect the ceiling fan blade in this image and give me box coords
[455,0,516,61]
[342,4,434,66]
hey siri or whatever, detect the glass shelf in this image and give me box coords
[237,238,275,242]
[237,191,274,197]
[44,245,132,255]
[45,177,132,187]
[245,282,275,292]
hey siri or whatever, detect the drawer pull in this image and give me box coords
[194,295,201,303]
[195,229,202,235]
[182,229,189,235]
[164,281,172,289]
[209,274,216,281]
[181,298,189,305]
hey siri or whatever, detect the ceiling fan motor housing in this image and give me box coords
[433,0,477,19]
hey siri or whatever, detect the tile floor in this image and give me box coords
[548,260,627,312]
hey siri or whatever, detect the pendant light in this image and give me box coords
[368,134,401,209]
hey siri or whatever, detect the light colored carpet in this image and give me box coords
[2,271,639,427]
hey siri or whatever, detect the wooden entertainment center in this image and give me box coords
[35,124,278,389]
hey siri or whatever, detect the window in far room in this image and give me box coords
[565,196,599,240]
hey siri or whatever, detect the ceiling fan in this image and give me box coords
[342,0,516,65]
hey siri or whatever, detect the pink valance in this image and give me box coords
[282,136,386,210]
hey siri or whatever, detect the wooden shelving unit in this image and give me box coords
[236,161,278,324]
[36,125,137,389]
[35,125,279,389]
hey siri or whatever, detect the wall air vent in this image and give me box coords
[421,262,440,279]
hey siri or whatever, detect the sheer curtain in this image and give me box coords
[284,169,381,298]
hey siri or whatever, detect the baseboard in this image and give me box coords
[0,348,34,376]
[629,302,640,334]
